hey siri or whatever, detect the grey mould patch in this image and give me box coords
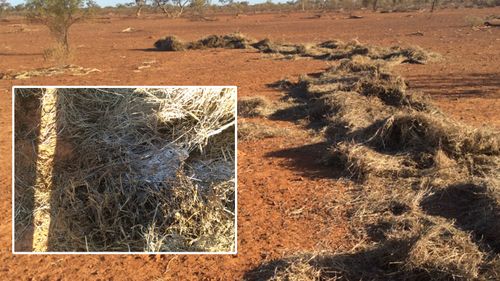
[134,146,189,183]
[188,159,234,185]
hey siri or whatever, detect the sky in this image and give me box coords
[8,0,288,7]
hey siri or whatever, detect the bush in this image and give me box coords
[26,0,96,59]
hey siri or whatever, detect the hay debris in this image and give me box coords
[407,222,484,279]
[269,256,321,281]
[238,96,274,117]
[238,121,291,141]
[153,34,437,65]
[14,87,236,252]
[370,112,500,158]
[155,33,255,51]
[250,39,499,280]
[2,65,101,80]
[329,141,416,180]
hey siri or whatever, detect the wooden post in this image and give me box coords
[32,88,58,252]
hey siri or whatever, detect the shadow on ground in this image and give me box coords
[409,72,500,98]
[421,183,500,254]
[243,238,455,281]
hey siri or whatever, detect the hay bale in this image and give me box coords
[154,35,186,51]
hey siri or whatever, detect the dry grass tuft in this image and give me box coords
[238,96,274,117]
[269,256,321,281]
[238,120,291,141]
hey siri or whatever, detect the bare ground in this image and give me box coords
[0,7,499,280]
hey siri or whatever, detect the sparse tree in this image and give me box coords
[191,0,208,16]
[0,0,10,17]
[298,0,309,11]
[154,0,190,17]
[26,0,96,56]
[135,0,145,16]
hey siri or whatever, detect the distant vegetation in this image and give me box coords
[1,0,498,18]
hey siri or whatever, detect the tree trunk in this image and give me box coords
[431,0,437,12]
[136,5,143,17]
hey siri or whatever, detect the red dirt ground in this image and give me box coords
[1,7,499,280]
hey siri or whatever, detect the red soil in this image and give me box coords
[0,7,498,280]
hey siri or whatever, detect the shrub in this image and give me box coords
[26,0,96,59]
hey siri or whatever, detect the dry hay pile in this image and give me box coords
[154,33,438,65]
[155,33,254,51]
[1,65,100,80]
[14,87,236,252]
[248,53,499,280]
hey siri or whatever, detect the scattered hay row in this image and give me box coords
[154,33,438,64]
[14,87,236,252]
[1,65,101,80]
[248,49,499,280]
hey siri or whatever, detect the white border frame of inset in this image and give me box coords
[12,85,238,255]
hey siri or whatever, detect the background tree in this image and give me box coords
[135,0,145,16]
[154,0,190,17]
[430,0,438,12]
[298,0,309,10]
[26,0,96,56]
[0,0,10,17]
[191,0,208,17]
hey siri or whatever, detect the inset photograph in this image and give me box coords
[13,86,236,253]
